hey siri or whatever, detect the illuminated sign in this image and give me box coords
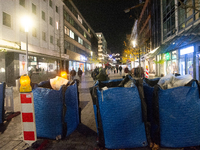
[0,39,20,49]
[80,55,87,61]
[165,53,170,60]
[180,46,194,55]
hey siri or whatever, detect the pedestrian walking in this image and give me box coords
[116,66,119,73]
[124,66,129,76]
[119,66,122,76]
[78,67,83,82]
[70,67,76,80]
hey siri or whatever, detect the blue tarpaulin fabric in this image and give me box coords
[64,82,79,136]
[93,78,123,135]
[95,79,147,149]
[33,87,63,139]
[157,81,200,147]
[0,82,5,124]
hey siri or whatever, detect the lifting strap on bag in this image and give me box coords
[89,86,105,147]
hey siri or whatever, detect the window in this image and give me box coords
[50,35,53,44]
[56,6,58,13]
[42,32,46,41]
[56,22,59,30]
[78,37,83,45]
[64,26,69,35]
[32,3,36,14]
[69,30,74,39]
[42,11,45,21]
[19,0,25,7]
[49,17,53,26]
[49,0,52,7]
[3,12,11,27]
[32,27,37,37]
[84,32,87,38]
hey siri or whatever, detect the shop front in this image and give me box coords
[162,50,179,76]
[179,46,194,78]
[69,60,85,72]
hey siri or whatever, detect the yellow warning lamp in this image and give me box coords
[20,75,32,92]
[60,71,67,79]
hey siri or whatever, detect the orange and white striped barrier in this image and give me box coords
[20,92,37,145]
[145,66,149,78]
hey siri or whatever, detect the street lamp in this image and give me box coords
[132,40,142,78]
[21,16,32,75]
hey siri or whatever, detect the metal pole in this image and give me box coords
[26,32,28,75]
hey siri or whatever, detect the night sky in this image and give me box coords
[72,0,140,54]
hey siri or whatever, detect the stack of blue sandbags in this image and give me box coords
[90,75,149,149]
[143,77,200,148]
[0,82,5,124]
[32,80,80,139]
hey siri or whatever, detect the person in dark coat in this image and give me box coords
[124,66,129,76]
[78,67,83,82]
[70,68,76,80]
[96,68,108,81]
[119,66,122,76]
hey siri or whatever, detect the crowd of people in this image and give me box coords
[70,65,145,82]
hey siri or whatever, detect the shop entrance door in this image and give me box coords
[179,55,185,75]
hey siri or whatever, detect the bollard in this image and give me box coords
[19,75,37,145]
[145,65,149,78]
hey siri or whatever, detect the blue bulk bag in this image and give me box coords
[91,77,148,149]
[64,81,80,136]
[33,87,63,139]
[0,82,5,124]
[90,78,124,135]
[154,80,200,147]
[33,80,80,139]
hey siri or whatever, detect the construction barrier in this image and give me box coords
[145,65,149,78]
[20,92,37,145]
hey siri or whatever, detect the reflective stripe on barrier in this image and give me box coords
[20,93,37,145]
[145,66,149,78]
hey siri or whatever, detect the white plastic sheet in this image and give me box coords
[158,74,193,89]
[50,76,69,90]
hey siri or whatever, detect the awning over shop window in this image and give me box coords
[149,24,200,58]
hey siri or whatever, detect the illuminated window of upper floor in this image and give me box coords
[70,30,74,39]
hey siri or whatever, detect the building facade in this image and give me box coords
[0,0,65,86]
[96,32,107,63]
[154,0,200,79]
[139,0,200,79]
[0,0,98,86]
[63,0,98,73]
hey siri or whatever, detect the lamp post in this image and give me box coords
[21,16,32,75]
[132,40,142,78]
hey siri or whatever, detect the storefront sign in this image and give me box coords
[80,55,87,61]
[180,46,194,55]
[19,54,27,76]
[165,53,170,60]
[0,39,20,49]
